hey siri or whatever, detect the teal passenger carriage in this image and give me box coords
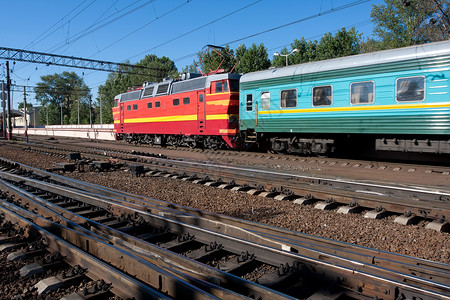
[239,41,450,154]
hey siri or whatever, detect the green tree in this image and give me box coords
[34,72,90,125]
[97,55,177,124]
[315,27,362,60]
[289,38,318,65]
[198,45,237,75]
[18,102,33,109]
[273,27,361,67]
[371,0,450,50]
[181,60,199,73]
[235,43,271,73]
[360,37,380,53]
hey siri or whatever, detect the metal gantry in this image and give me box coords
[0,46,160,75]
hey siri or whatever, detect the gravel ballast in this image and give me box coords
[0,144,448,264]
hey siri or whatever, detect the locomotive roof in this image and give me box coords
[117,72,240,102]
[240,40,450,84]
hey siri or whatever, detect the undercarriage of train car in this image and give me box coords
[117,133,234,150]
[242,131,450,155]
[117,130,450,155]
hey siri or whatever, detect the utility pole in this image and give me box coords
[60,102,63,125]
[89,95,92,127]
[6,61,12,140]
[23,86,28,143]
[99,95,102,125]
[77,99,80,125]
[1,80,6,138]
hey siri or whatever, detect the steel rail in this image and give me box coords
[13,142,450,221]
[1,157,449,284]
[0,176,293,300]
[0,205,174,300]
[1,155,450,280]
[0,170,449,299]
[0,203,230,300]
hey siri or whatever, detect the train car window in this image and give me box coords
[122,90,142,102]
[147,102,152,109]
[246,94,253,111]
[260,91,270,110]
[199,94,204,103]
[281,89,297,108]
[396,76,425,102]
[173,99,180,106]
[216,82,223,93]
[313,86,332,106]
[155,101,161,108]
[223,81,229,92]
[350,81,374,104]
[229,80,239,92]
[133,104,138,110]
[142,86,154,98]
[156,83,169,95]
[120,106,123,111]
[183,97,190,105]
[127,105,131,111]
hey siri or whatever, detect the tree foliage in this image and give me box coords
[273,27,362,67]
[197,45,237,75]
[235,43,271,73]
[371,0,450,50]
[18,102,33,109]
[34,72,90,125]
[97,55,177,124]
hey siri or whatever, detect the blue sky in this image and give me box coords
[0,0,383,108]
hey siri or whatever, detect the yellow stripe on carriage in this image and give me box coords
[206,114,238,120]
[258,102,450,115]
[206,91,239,96]
[124,114,197,123]
[121,113,236,123]
[207,100,238,106]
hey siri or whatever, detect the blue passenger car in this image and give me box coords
[239,40,450,154]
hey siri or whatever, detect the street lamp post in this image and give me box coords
[60,102,64,125]
[274,48,299,66]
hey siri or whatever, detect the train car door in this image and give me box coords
[241,92,257,129]
[197,92,206,133]
[119,103,125,132]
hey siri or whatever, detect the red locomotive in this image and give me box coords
[113,72,241,149]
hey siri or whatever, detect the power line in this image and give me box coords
[29,0,98,49]
[90,0,191,58]
[48,0,156,53]
[173,0,373,62]
[222,0,372,46]
[127,0,263,61]
[25,0,90,49]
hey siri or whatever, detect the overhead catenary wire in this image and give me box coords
[127,0,263,61]
[89,0,192,58]
[27,0,98,50]
[48,0,157,54]
[24,0,90,49]
[173,0,373,62]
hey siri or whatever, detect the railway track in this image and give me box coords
[0,157,449,299]
[6,140,450,232]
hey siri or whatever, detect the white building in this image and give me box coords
[13,106,42,127]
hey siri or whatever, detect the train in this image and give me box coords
[113,40,450,155]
